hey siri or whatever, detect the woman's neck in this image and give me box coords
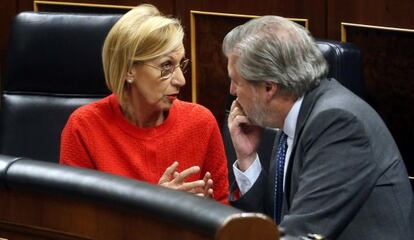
[122,104,166,128]
[121,96,166,128]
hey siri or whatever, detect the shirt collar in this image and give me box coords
[283,96,303,140]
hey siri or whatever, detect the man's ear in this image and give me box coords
[264,81,278,101]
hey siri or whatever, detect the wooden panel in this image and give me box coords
[32,0,173,14]
[176,0,326,37]
[342,23,414,176]
[34,1,134,13]
[16,0,35,11]
[328,0,414,40]
[0,1,17,84]
[0,221,91,240]
[17,0,135,12]
[191,12,251,126]
[0,188,278,240]
[0,189,211,240]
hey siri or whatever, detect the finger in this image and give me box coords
[229,105,242,122]
[202,172,211,182]
[201,187,213,198]
[204,178,213,196]
[189,186,204,194]
[229,101,250,128]
[229,114,252,134]
[205,178,213,189]
[229,100,242,120]
[159,161,178,184]
[180,180,205,191]
[206,188,214,198]
[203,173,212,189]
[233,114,251,126]
[173,166,200,183]
[230,98,242,110]
[232,99,246,115]
[164,161,179,176]
[230,99,238,112]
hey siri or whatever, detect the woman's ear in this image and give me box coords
[125,67,136,84]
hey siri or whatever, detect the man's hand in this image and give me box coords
[228,99,263,171]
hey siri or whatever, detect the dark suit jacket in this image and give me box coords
[232,78,414,240]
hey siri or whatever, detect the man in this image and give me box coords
[223,16,413,239]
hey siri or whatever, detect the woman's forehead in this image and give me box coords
[163,45,185,59]
[148,45,185,63]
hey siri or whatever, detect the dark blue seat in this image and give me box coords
[0,12,120,162]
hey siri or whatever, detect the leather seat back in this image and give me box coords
[0,12,121,162]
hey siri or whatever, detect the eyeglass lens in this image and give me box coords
[161,59,189,79]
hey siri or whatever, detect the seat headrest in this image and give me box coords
[3,12,121,95]
[316,40,364,98]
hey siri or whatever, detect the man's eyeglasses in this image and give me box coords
[140,58,190,80]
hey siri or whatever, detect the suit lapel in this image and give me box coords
[283,78,330,210]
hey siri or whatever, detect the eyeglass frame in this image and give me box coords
[135,58,190,80]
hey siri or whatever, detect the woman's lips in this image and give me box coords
[166,94,178,101]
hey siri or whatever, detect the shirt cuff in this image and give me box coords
[233,155,262,195]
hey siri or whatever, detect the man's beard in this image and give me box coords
[248,91,269,127]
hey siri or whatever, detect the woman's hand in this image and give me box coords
[191,171,214,198]
[158,162,212,197]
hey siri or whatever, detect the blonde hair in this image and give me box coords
[102,4,184,106]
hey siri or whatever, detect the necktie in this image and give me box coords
[274,132,288,224]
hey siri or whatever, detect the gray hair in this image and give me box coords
[222,16,328,98]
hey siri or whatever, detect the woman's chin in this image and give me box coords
[159,97,175,109]
[166,95,177,103]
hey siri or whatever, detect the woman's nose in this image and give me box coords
[171,68,186,87]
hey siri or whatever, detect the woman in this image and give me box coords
[60,4,228,204]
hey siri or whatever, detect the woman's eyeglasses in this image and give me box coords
[140,58,190,80]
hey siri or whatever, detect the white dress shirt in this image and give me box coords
[233,97,303,195]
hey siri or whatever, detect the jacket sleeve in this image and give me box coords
[230,170,269,213]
